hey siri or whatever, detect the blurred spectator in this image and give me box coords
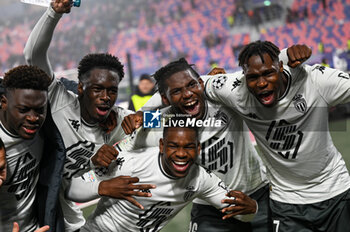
[318,42,325,54]
[333,49,348,72]
[204,33,221,49]
[128,74,155,111]
[227,14,234,28]
[209,60,218,69]
[321,58,330,67]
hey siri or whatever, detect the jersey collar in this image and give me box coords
[278,69,292,101]
[81,118,99,128]
[0,120,20,138]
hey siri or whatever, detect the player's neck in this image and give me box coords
[278,73,288,100]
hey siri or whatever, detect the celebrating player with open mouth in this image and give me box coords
[67,118,257,232]
[205,40,350,232]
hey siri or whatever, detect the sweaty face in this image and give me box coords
[244,53,286,107]
[1,89,47,139]
[79,68,119,124]
[160,127,200,178]
[162,69,205,119]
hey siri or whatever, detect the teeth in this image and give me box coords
[184,101,196,106]
[173,161,188,165]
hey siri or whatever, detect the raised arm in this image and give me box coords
[24,0,72,78]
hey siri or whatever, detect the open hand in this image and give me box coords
[221,190,257,220]
[98,176,156,209]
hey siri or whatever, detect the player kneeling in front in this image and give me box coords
[66,117,258,231]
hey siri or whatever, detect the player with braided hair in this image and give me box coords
[205,40,350,231]
[122,44,312,231]
[0,65,51,232]
[123,57,269,231]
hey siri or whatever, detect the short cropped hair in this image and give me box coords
[153,58,200,95]
[78,53,124,83]
[3,65,51,91]
[163,116,199,139]
[238,40,280,68]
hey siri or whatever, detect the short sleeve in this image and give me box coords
[196,168,229,209]
[204,72,243,107]
[308,64,350,106]
[48,77,77,113]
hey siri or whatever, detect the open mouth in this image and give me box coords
[22,125,38,135]
[183,100,200,117]
[96,105,110,116]
[172,160,191,173]
[258,91,275,105]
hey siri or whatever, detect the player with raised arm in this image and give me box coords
[204,40,350,231]
[0,65,51,232]
[121,45,311,231]
[23,0,154,231]
[67,118,258,232]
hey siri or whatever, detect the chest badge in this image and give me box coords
[292,94,307,113]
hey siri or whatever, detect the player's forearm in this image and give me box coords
[65,176,101,202]
[24,5,62,79]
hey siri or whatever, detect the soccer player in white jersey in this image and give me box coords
[67,119,258,232]
[127,58,270,231]
[121,45,311,231]
[24,0,154,230]
[0,65,51,232]
[204,40,350,231]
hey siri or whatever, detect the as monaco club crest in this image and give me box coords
[292,94,307,113]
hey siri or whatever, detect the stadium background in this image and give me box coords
[0,0,350,231]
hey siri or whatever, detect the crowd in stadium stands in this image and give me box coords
[0,0,350,77]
